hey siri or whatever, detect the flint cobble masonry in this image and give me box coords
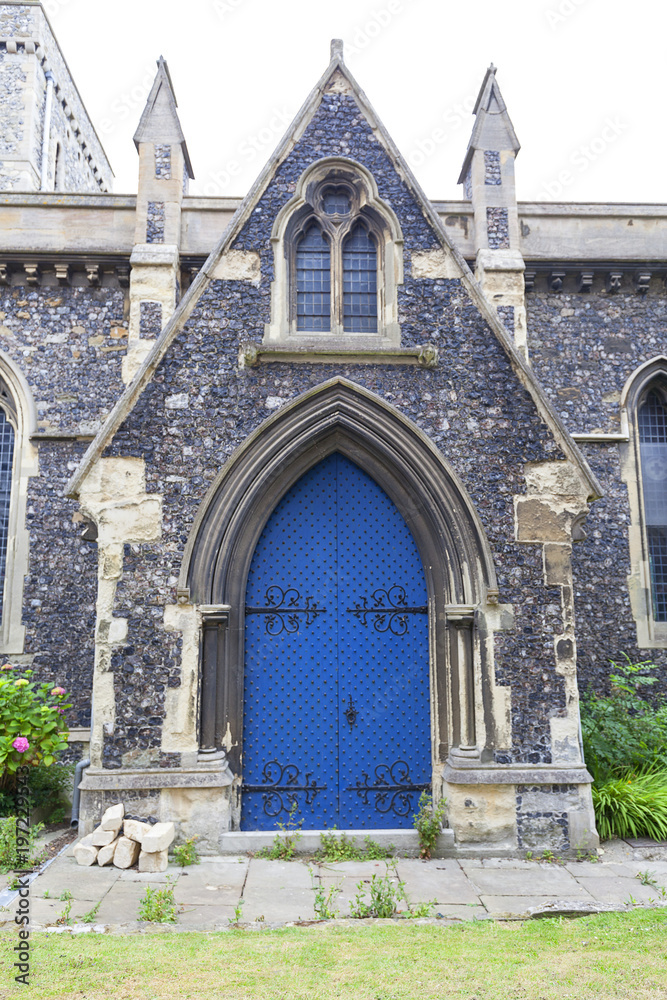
[102,91,570,768]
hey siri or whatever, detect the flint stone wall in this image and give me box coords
[0,284,126,724]
[103,94,568,769]
[527,289,667,694]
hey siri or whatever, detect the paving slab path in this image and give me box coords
[0,838,666,933]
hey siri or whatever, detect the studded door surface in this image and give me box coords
[241,453,430,830]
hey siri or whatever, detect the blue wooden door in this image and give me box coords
[242,453,430,830]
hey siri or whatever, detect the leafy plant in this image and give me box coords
[0,814,45,873]
[0,666,71,799]
[138,877,177,923]
[412,792,447,860]
[592,769,667,841]
[81,901,101,924]
[636,870,658,886]
[228,901,244,926]
[315,830,395,862]
[257,803,303,860]
[581,656,667,782]
[312,873,341,919]
[316,830,362,862]
[172,835,200,867]
[59,889,73,901]
[363,836,394,860]
[404,899,436,918]
[0,760,75,821]
[350,867,406,919]
[56,899,72,925]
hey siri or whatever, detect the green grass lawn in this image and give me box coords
[1,909,666,999]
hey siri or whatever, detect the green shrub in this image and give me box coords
[592,769,667,842]
[580,656,667,782]
[0,665,71,802]
[0,815,45,873]
[412,792,447,860]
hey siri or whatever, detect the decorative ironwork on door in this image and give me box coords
[241,453,431,831]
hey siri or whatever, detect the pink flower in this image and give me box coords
[12,737,29,753]
[1,663,13,671]
[51,687,66,697]
[14,678,28,688]
[58,708,65,714]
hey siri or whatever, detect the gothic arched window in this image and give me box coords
[267,159,403,344]
[638,386,667,622]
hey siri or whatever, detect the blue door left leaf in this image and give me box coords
[241,453,430,831]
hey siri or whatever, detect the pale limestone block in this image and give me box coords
[97,839,119,866]
[138,849,168,873]
[211,250,261,284]
[73,835,99,867]
[100,802,124,831]
[113,836,141,869]
[411,248,462,280]
[91,825,117,847]
[123,819,152,843]
[141,822,175,853]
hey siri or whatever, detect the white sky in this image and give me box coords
[45,0,666,204]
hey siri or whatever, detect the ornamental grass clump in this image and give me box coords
[592,770,667,842]
[0,664,70,804]
[581,655,667,841]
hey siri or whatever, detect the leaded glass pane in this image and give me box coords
[639,389,667,621]
[0,409,14,624]
[296,225,331,332]
[343,225,377,333]
[322,188,351,215]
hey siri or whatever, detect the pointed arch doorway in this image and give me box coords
[184,379,498,834]
[242,452,431,830]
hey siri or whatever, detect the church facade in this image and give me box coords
[1,0,666,854]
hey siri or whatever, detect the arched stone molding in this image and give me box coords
[181,378,508,812]
[619,356,667,647]
[264,157,404,347]
[0,351,38,656]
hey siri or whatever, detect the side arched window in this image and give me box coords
[638,387,667,622]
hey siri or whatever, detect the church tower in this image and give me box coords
[0,0,112,191]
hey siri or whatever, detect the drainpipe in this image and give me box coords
[40,70,55,191]
[70,757,90,829]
